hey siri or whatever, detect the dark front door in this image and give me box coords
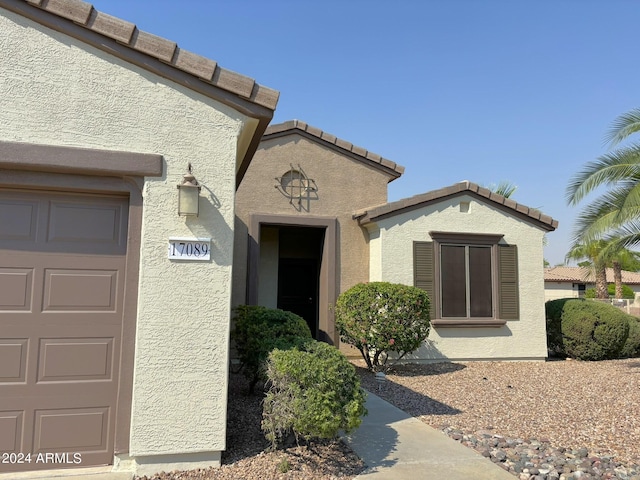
[278,258,319,338]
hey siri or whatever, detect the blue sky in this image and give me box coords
[88,0,639,266]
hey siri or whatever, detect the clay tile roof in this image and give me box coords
[3,0,279,111]
[263,120,405,181]
[355,180,559,231]
[544,266,640,284]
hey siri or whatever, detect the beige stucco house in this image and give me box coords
[544,266,640,301]
[357,182,557,361]
[0,0,277,476]
[233,121,558,362]
[232,120,404,345]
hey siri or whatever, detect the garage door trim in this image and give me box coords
[0,140,163,178]
[0,141,153,460]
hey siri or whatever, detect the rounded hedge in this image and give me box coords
[335,282,430,371]
[262,340,367,448]
[545,298,630,361]
[585,284,635,299]
[621,317,640,358]
[231,305,312,392]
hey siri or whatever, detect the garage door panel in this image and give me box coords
[0,268,34,311]
[0,411,24,452]
[0,339,28,383]
[47,200,127,254]
[43,269,118,312]
[34,407,110,452]
[37,338,113,382]
[0,189,128,472]
[0,197,39,243]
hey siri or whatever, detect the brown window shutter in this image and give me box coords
[497,244,519,320]
[414,242,435,315]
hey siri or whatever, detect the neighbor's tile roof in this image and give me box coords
[354,180,559,231]
[263,120,405,180]
[544,266,640,284]
[2,0,279,111]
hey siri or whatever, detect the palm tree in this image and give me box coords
[566,107,640,248]
[566,241,608,299]
[485,180,518,198]
[485,180,550,256]
[598,241,640,298]
[574,240,640,298]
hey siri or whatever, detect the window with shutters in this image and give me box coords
[413,231,519,327]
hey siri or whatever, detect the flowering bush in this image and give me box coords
[335,282,430,371]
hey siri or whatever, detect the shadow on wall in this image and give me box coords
[184,184,233,266]
[434,325,514,340]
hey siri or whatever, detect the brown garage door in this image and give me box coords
[0,189,129,473]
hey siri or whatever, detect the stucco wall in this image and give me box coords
[544,282,640,302]
[370,194,549,361]
[544,282,579,301]
[1,8,247,461]
[233,134,391,307]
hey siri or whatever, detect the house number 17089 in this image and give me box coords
[168,238,211,261]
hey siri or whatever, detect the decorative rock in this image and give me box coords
[441,426,640,480]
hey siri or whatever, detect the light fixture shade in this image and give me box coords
[177,164,201,216]
[178,184,200,216]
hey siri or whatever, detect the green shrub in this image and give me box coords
[621,317,640,358]
[585,284,635,299]
[335,282,430,371]
[231,305,312,393]
[262,340,367,448]
[545,298,630,360]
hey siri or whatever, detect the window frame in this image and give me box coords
[440,243,493,318]
[430,232,507,327]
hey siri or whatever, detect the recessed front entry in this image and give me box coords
[248,215,337,345]
[276,227,324,337]
[0,189,129,473]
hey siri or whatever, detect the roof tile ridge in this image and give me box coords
[358,180,558,230]
[22,0,279,110]
[262,119,404,175]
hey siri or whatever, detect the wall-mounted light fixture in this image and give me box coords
[177,163,201,216]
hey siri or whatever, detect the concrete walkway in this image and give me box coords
[344,390,515,480]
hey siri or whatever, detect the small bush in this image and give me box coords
[585,284,635,299]
[277,459,291,473]
[262,340,367,448]
[231,305,312,393]
[335,282,430,371]
[545,298,630,360]
[621,317,640,358]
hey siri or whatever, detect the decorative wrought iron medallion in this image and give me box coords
[275,164,318,211]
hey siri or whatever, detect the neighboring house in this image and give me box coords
[233,121,558,361]
[0,0,277,477]
[544,266,640,301]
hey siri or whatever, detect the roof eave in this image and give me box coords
[1,0,279,188]
[262,120,404,181]
[357,181,559,231]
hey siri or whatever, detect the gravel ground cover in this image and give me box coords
[355,358,640,479]
[136,358,640,480]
